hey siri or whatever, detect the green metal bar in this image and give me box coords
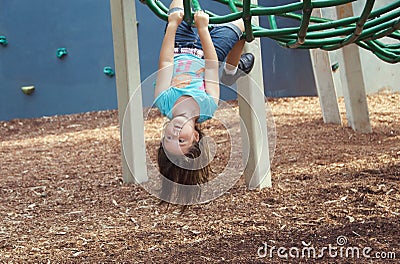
[143,0,398,26]
[367,0,400,19]
[142,0,400,63]
[392,31,400,40]
[243,0,254,42]
[362,20,400,44]
[357,18,400,41]
[205,10,218,18]
[310,8,400,39]
[275,19,399,51]
[282,1,400,30]
[323,0,375,50]
[192,0,201,12]
[371,39,400,51]
[212,0,258,10]
[154,0,168,13]
[268,15,278,30]
[359,40,400,63]
[309,0,357,9]
[248,21,399,52]
[246,0,397,23]
[227,0,239,13]
[357,8,400,31]
[209,12,243,24]
[183,0,192,25]
[283,36,350,48]
[251,0,355,16]
[287,0,313,48]
[144,0,168,21]
[254,9,400,41]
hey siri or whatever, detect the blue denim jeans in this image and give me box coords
[166,16,243,62]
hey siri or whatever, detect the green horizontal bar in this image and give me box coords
[260,9,400,42]
[142,0,399,63]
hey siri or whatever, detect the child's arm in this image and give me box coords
[195,11,220,104]
[155,11,184,98]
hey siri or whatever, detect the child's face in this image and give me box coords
[162,116,199,155]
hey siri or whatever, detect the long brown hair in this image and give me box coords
[157,124,212,208]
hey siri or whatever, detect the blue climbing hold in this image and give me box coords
[0,36,8,46]
[103,67,115,77]
[56,48,68,58]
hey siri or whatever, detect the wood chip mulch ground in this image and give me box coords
[0,92,399,263]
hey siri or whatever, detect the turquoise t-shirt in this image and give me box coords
[154,54,218,123]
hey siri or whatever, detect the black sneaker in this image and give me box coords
[220,53,255,86]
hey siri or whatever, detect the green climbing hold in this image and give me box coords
[56,48,68,58]
[331,62,339,72]
[0,36,8,46]
[104,67,115,77]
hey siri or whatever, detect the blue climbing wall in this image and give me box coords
[0,0,117,121]
[0,0,317,121]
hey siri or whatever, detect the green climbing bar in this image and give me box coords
[142,0,400,63]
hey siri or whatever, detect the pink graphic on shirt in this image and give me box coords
[175,60,192,73]
[172,59,206,91]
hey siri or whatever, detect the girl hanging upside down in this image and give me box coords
[154,0,255,207]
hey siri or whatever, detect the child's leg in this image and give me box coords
[206,19,244,62]
[224,19,245,70]
[219,19,255,85]
[224,39,245,70]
